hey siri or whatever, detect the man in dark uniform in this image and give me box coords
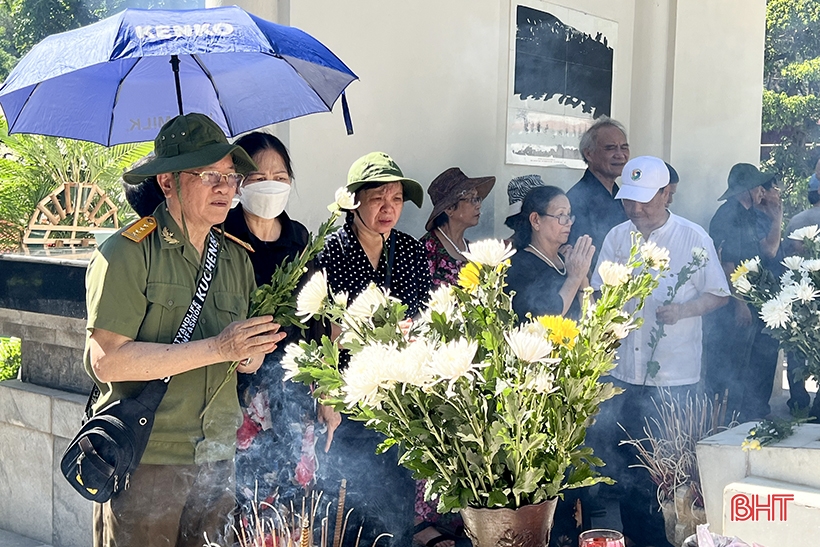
[705,163,780,421]
[85,114,286,547]
[567,116,629,266]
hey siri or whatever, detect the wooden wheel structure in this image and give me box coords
[0,219,23,252]
[23,182,119,248]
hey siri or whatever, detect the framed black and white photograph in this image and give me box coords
[507,1,617,168]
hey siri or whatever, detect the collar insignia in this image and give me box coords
[161,226,179,245]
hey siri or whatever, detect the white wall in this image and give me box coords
[212,0,765,238]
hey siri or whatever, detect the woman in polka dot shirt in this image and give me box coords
[315,151,430,547]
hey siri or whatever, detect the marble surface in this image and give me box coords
[0,381,90,547]
[0,422,52,543]
[697,422,820,535]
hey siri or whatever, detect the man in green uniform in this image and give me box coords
[85,113,285,547]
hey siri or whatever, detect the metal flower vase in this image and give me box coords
[459,498,558,547]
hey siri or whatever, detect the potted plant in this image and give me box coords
[620,390,736,547]
[284,228,664,546]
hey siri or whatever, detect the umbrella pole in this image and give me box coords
[170,55,184,115]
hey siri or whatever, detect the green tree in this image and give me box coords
[0,116,153,228]
[0,0,203,82]
[763,0,820,218]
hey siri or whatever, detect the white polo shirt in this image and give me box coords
[591,213,730,387]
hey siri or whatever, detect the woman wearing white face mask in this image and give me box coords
[223,132,316,517]
[224,132,308,286]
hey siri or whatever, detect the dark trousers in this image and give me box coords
[93,460,236,547]
[318,417,415,547]
[704,305,779,422]
[585,378,692,547]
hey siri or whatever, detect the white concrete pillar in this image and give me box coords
[667,0,767,229]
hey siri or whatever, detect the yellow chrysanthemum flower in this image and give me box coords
[730,263,749,284]
[741,439,762,452]
[458,262,481,292]
[536,315,580,349]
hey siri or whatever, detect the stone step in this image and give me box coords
[723,476,820,547]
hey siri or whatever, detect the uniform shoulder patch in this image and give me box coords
[121,216,157,242]
[214,227,254,253]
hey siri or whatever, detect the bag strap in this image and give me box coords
[384,230,396,290]
[85,231,221,419]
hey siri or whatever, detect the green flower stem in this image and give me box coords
[199,360,239,419]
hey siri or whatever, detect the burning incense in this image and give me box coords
[300,518,310,547]
[370,533,393,547]
[332,479,347,547]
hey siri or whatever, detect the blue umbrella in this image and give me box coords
[0,6,357,145]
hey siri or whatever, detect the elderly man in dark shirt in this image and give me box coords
[705,163,781,421]
[567,116,629,266]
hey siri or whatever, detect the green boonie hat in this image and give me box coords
[346,151,424,208]
[719,163,775,201]
[122,113,256,185]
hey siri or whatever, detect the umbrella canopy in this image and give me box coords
[0,6,357,145]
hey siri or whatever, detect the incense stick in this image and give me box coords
[332,479,347,547]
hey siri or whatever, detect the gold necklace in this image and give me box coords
[527,244,566,276]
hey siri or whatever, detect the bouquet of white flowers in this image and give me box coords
[284,237,664,512]
[731,224,820,380]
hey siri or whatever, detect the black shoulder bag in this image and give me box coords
[60,231,220,503]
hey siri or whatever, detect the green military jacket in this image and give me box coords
[84,204,255,465]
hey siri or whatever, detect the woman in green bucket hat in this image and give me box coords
[314,151,431,547]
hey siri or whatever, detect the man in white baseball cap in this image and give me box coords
[588,155,729,547]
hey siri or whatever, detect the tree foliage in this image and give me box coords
[0,116,153,226]
[0,0,203,82]
[763,0,820,219]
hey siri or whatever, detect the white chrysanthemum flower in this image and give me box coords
[521,320,548,337]
[734,275,753,294]
[342,344,395,408]
[524,369,557,394]
[383,341,436,387]
[780,282,799,302]
[429,339,481,388]
[598,261,632,287]
[783,256,805,271]
[742,257,761,273]
[281,343,306,381]
[788,225,820,241]
[347,283,389,320]
[760,294,792,330]
[611,315,637,339]
[691,247,709,263]
[427,284,458,320]
[505,327,558,364]
[327,187,359,212]
[794,278,820,303]
[462,239,516,267]
[640,241,670,269]
[296,271,328,319]
[801,259,820,272]
[781,270,796,286]
[333,291,349,307]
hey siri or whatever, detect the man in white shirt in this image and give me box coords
[588,155,729,547]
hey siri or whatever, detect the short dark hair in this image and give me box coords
[509,186,566,249]
[123,176,164,217]
[235,132,294,179]
[810,190,820,205]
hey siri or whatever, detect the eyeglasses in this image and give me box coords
[543,213,575,225]
[181,170,245,188]
[458,196,483,205]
